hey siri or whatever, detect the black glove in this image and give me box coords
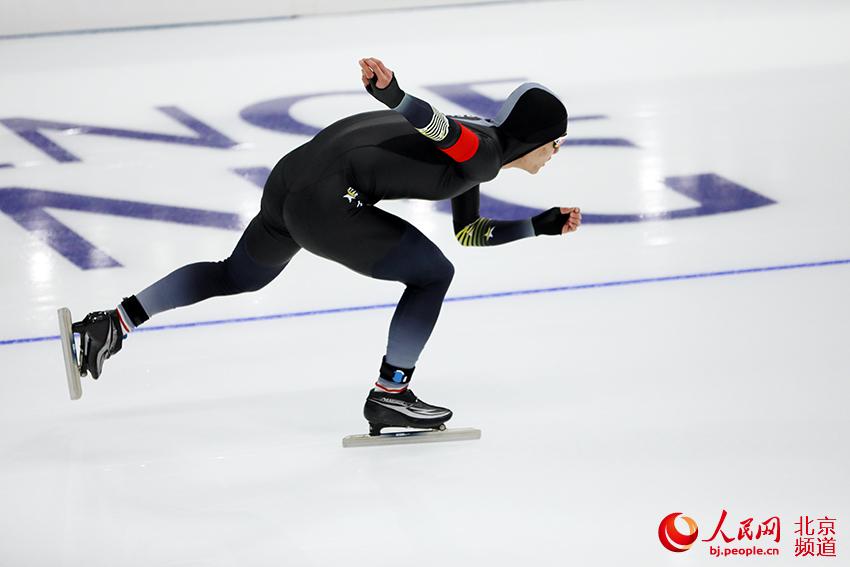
[365,73,405,109]
[531,207,568,236]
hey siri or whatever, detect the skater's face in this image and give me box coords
[502,137,563,175]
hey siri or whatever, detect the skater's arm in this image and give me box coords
[451,188,583,246]
[451,187,533,246]
[360,58,499,179]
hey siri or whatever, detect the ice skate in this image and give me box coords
[364,388,453,434]
[342,389,481,448]
[57,308,124,400]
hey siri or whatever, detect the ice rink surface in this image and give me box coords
[1,0,849,564]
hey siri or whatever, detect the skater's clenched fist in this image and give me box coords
[562,207,581,234]
[360,57,405,109]
[531,206,582,236]
[359,57,393,89]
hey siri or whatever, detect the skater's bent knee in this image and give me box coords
[218,240,286,294]
[433,255,455,285]
[224,262,276,293]
[215,258,269,294]
[233,276,268,293]
[410,253,454,290]
[371,229,455,288]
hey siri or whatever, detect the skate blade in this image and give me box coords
[57,307,82,401]
[342,427,481,448]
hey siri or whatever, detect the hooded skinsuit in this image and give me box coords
[122,75,570,388]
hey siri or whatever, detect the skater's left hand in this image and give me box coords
[359,57,393,89]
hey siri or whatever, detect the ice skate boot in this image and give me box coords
[343,389,479,448]
[72,310,124,380]
[363,388,453,436]
[58,307,124,400]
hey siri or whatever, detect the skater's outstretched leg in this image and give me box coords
[75,212,300,378]
[128,213,300,326]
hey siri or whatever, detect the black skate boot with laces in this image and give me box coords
[72,310,124,379]
[364,388,453,436]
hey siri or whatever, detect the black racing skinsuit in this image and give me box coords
[132,87,543,372]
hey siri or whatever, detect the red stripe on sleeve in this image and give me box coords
[440,123,479,162]
[116,310,130,332]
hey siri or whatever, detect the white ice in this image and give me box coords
[1,1,849,565]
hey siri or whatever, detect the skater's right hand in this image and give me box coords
[531,207,581,236]
[562,207,581,234]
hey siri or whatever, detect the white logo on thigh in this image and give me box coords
[343,187,363,207]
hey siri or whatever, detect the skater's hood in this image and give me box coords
[453,82,568,165]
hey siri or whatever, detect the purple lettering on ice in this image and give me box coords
[240,90,363,136]
[237,79,633,147]
[0,82,777,271]
[232,166,271,189]
[232,167,771,224]
[0,107,239,163]
[425,77,526,118]
[434,173,775,222]
[0,187,244,269]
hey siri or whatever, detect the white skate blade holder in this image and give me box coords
[57,307,82,400]
[343,427,481,448]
